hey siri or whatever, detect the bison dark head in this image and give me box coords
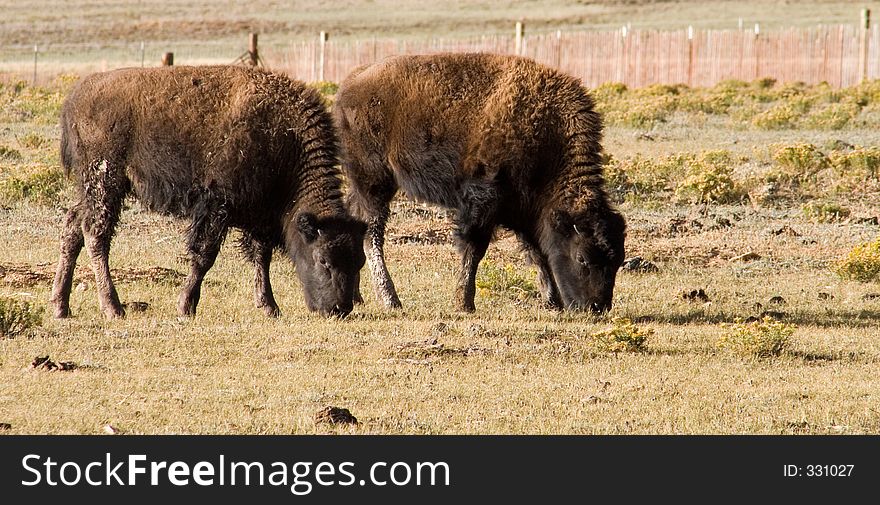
[287,212,367,317]
[543,206,626,313]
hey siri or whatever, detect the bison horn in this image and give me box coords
[573,224,581,235]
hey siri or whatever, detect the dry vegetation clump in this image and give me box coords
[0,297,42,339]
[0,166,66,205]
[589,318,652,353]
[475,260,539,302]
[674,150,744,204]
[801,200,850,223]
[717,317,793,358]
[835,237,880,283]
[593,77,880,130]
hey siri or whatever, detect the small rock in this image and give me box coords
[621,256,659,273]
[75,282,89,292]
[315,406,358,426]
[855,216,879,226]
[0,423,11,430]
[752,302,764,312]
[582,395,601,404]
[731,252,761,262]
[102,424,121,435]
[862,293,880,301]
[768,296,786,305]
[801,238,818,245]
[817,292,834,300]
[710,217,732,230]
[681,288,710,302]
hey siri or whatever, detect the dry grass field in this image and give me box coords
[3,1,880,435]
[2,71,880,434]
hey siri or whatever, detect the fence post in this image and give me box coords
[555,29,562,69]
[140,41,145,67]
[318,31,328,81]
[515,21,524,56]
[859,8,871,82]
[32,45,38,86]
[248,32,259,66]
[162,52,174,66]
[754,24,760,80]
[687,26,694,86]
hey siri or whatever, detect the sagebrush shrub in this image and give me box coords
[718,317,793,358]
[0,298,42,338]
[476,260,538,301]
[835,237,880,282]
[590,318,652,353]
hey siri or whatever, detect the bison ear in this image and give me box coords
[297,212,320,243]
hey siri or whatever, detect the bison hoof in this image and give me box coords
[262,305,282,318]
[104,307,126,320]
[384,298,403,310]
[52,306,71,319]
[353,290,364,305]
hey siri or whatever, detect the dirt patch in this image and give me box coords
[389,227,452,245]
[681,288,710,302]
[383,337,490,364]
[0,262,184,288]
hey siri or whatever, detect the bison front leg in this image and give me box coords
[454,181,498,312]
[178,205,228,317]
[454,234,491,312]
[241,234,281,317]
[521,240,563,310]
[50,203,85,318]
[364,206,402,309]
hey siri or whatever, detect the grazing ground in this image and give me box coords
[2,73,880,434]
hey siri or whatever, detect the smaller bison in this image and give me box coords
[51,65,366,319]
[334,53,626,312]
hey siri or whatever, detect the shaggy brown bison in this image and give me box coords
[334,53,626,312]
[50,65,366,319]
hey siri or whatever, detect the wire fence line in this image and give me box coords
[3,22,880,88]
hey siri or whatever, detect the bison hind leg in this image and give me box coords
[239,232,281,318]
[50,202,85,318]
[80,158,129,319]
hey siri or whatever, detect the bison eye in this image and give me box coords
[576,253,587,266]
[318,257,330,269]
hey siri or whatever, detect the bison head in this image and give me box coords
[288,212,367,317]
[543,206,626,313]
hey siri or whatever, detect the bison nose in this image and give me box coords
[327,303,352,318]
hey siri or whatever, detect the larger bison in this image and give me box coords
[333,53,626,312]
[50,65,366,319]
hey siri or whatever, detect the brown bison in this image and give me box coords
[333,53,626,312]
[50,65,366,319]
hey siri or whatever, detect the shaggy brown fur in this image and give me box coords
[334,53,625,312]
[51,65,366,319]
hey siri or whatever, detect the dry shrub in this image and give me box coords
[476,260,538,301]
[674,150,744,204]
[835,237,880,282]
[767,143,829,191]
[0,298,42,339]
[802,200,850,223]
[718,317,793,358]
[590,318,652,353]
[0,167,66,205]
[829,146,880,192]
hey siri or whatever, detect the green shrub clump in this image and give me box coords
[0,298,42,338]
[590,318,652,353]
[835,237,880,282]
[476,260,539,301]
[718,317,793,358]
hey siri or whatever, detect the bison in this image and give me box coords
[50,65,366,319]
[333,53,626,312]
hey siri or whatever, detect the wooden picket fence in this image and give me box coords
[265,23,880,88]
